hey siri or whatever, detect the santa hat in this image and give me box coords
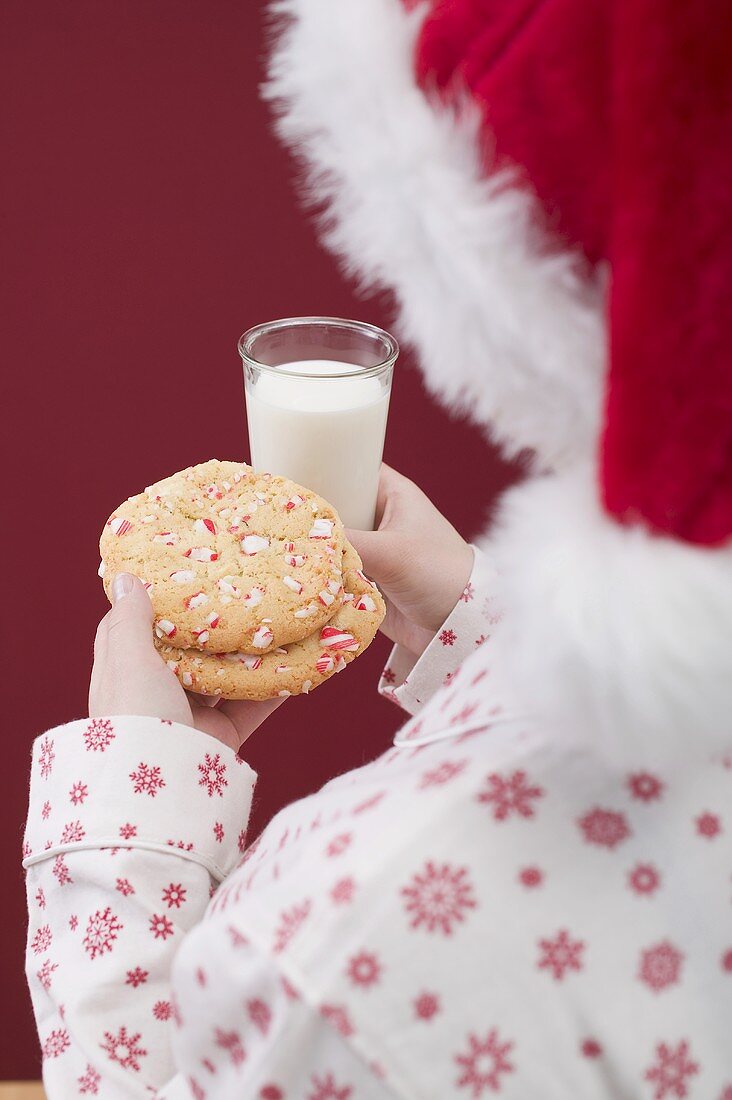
[263,0,732,760]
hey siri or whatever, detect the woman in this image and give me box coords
[24,0,732,1096]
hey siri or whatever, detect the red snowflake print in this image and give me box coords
[420,760,468,788]
[125,967,148,988]
[38,737,55,779]
[78,1063,101,1094]
[41,800,51,820]
[628,772,664,802]
[189,1078,206,1100]
[238,829,248,853]
[84,907,123,960]
[42,1028,70,1059]
[461,582,475,603]
[214,1028,246,1067]
[167,838,194,851]
[401,860,477,935]
[198,751,228,797]
[538,929,585,981]
[722,949,732,973]
[247,998,272,1035]
[331,877,355,904]
[381,668,396,684]
[273,899,311,953]
[69,781,89,805]
[196,967,207,987]
[119,822,137,839]
[100,1025,147,1072]
[84,719,115,752]
[581,1039,603,1059]
[31,925,52,955]
[53,855,73,886]
[213,822,224,843]
[644,1040,699,1099]
[519,866,544,888]
[477,770,544,822]
[325,832,352,857]
[320,1003,355,1037]
[352,791,386,814]
[414,991,441,1021]
[695,812,722,838]
[37,959,59,992]
[629,863,661,896]
[162,882,187,909]
[227,924,249,948]
[115,877,134,896]
[260,1087,284,1100]
[455,1029,515,1096]
[638,941,684,993]
[130,761,166,797]
[474,634,488,646]
[153,1000,172,1021]
[307,1072,353,1100]
[439,628,458,646]
[35,886,46,909]
[451,702,480,726]
[69,914,78,932]
[60,819,85,844]
[346,950,382,989]
[149,912,174,940]
[578,807,631,849]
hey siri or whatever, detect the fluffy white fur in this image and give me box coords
[262,0,606,471]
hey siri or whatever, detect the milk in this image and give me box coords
[245,359,390,530]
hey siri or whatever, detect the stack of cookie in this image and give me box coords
[99,460,385,700]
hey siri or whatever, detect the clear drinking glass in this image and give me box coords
[239,316,397,530]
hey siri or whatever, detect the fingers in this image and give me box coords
[344,526,402,586]
[105,573,155,654]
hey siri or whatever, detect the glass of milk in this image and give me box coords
[239,317,397,530]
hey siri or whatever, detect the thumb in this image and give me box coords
[107,573,155,650]
[345,527,402,587]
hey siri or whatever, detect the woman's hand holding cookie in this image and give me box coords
[346,465,473,658]
[89,574,282,751]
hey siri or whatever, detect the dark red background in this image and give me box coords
[2,1,515,1077]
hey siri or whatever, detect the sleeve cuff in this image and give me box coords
[378,546,500,716]
[23,716,256,881]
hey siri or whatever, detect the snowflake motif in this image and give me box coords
[214,1028,246,1067]
[695,812,722,838]
[644,1040,699,1099]
[454,1029,515,1095]
[247,998,272,1035]
[213,822,225,843]
[461,582,475,603]
[439,628,458,646]
[414,992,441,1020]
[198,752,228,797]
[638,941,684,992]
[450,702,480,726]
[35,886,46,909]
[42,1028,70,1059]
[119,822,137,839]
[39,737,55,779]
[116,877,135,896]
[196,967,207,987]
[167,838,194,851]
[401,860,477,935]
[83,907,123,959]
[722,950,732,973]
[352,791,386,814]
[346,950,382,989]
[41,800,52,820]
[69,781,89,805]
[629,863,661,896]
[307,1072,353,1100]
[130,762,166,797]
[189,1078,206,1100]
[325,832,352,857]
[227,924,249,948]
[52,855,73,886]
[477,770,544,822]
[260,1087,284,1100]
[627,772,664,802]
[153,1000,172,1021]
[60,819,86,844]
[381,668,396,684]
[419,760,468,788]
[37,959,59,991]
[149,913,174,940]
[31,925,52,955]
[482,595,502,624]
[100,1025,147,1072]
[238,829,248,853]
[125,967,148,987]
[474,634,488,647]
[83,719,115,752]
[162,882,187,909]
[69,915,78,932]
[78,1063,101,1094]
[581,1039,603,1059]
[578,807,631,849]
[320,1004,354,1037]
[331,877,355,905]
[519,866,544,888]
[537,929,585,981]
[273,899,312,954]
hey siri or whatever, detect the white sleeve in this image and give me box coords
[23,716,255,1098]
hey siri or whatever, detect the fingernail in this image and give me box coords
[112,573,135,603]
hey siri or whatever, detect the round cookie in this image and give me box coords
[99,460,346,654]
[154,544,385,700]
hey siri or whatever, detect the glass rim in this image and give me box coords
[237,316,399,380]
